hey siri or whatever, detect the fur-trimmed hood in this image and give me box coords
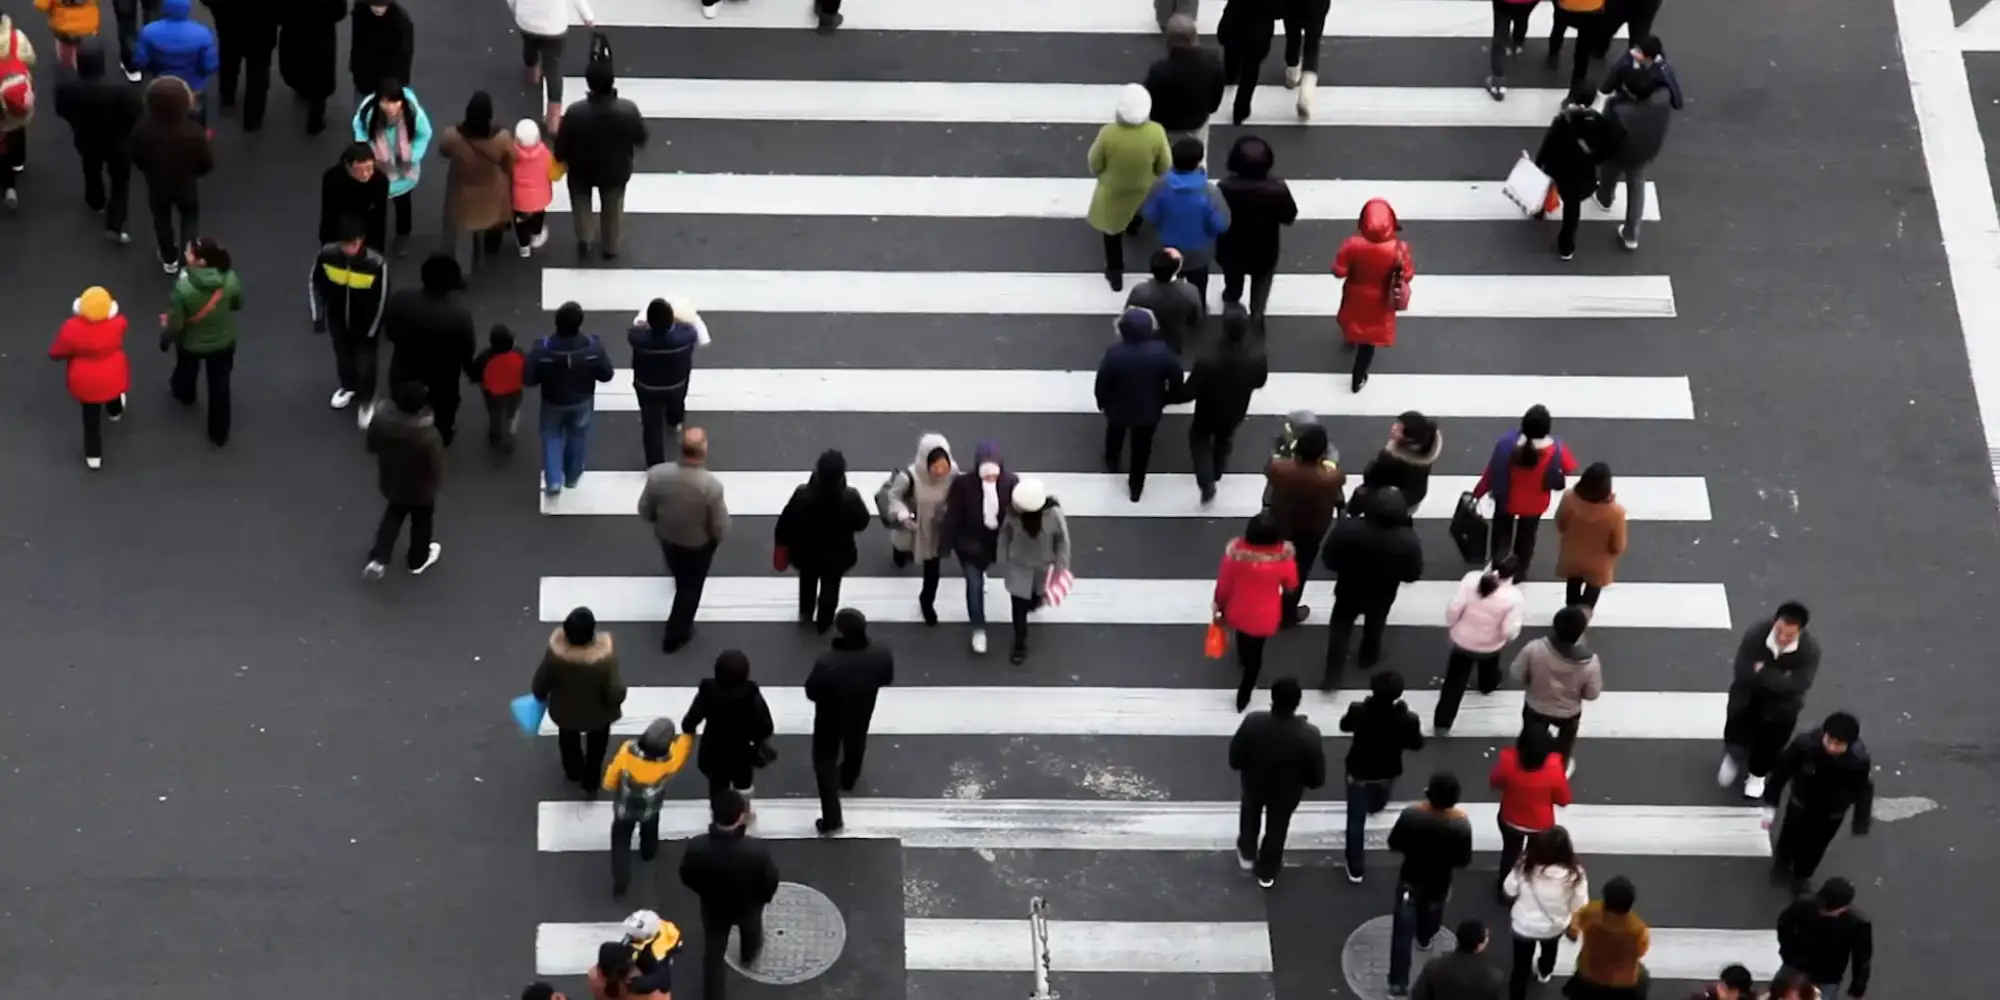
[548,628,615,664]
[1225,538,1295,564]
[1384,428,1441,467]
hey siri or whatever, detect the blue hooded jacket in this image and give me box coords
[135,0,220,95]
[1140,167,1231,269]
[1094,308,1186,428]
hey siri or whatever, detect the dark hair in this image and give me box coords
[834,608,867,639]
[490,324,516,350]
[1149,247,1180,282]
[1369,669,1405,701]
[646,298,674,330]
[811,449,850,504]
[1552,605,1589,644]
[562,607,596,646]
[522,984,557,1000]
[1395,411,1437,454]
[188,237,231,271]
[340,141,375,166]
[1602,875,1637,914]
[1226,134,1273,179]
[1452,919,1486,953]
[1477,556,1520,597]
[1293,423,1329,463]
[460,90,496,139]
[1574,462,1613,503]
[362,80,406,138]
[714,649,751,685]
[421,254,465,294]
[1515,725,1553,771]
[1515,405,1552,466]
[1243,513,1282,547]
[1822,711,1860,744]
[1816,876,1855,909]
[1519,826,1582,887]
[1766,968,1813,1000]
[1171,136,1205,172]
[1775,601,1810,628]
[1637,34,1664,59]
[1270,677,1302,715]
[336,214,367,242]
[555,301,585,335]
[712,788,748,825]
[391,380,429,414]
[1719,965,1755,991]
[1425,771,1462,809]
[596,941,633,997]
[925,446,951,467]
[586,62,616,95]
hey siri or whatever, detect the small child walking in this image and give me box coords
[469,324,525,452]
[49,285,130,469]
[511,118,554,257]
[33,0,98,68]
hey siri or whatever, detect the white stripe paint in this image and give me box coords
[542,471,1713,521]
[583,370,1696,419]
[537,799,1772,856]
[1956,0,2000,50]
[542,269,1678,319]
[567,78,1576,128]
[548,687,1727,740]
[550,174,1664,223]
[538,578,1733,629]
[576,0,1627,40]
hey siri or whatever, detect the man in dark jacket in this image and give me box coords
[1215,135,1297,320]
[1228,677,1326,888]
[1143,14,1224,148]
[1595,68,1672,251]
[1721,601,1820,800]
[1264,421,1344,627]
[1407,919,1499,1000]
[319,142,389,251]
[526,302,617,495]
[200,0,277,130]
[278,0,347,134]
[1534,86,1624,261]
[1094,306,1186,502]
[1390,782,1478,997]
[1763,712,1872,894]
[1180,303,1266,503]
[1321,486,1423,686]
[806,608,895,834]
[383,255,478,444]
[555,64,649,261]
[347,0,414,101]
[679,791,780,1000]
[309,216,390,416]
[1338,670,1424,882]
[1777,877,1872,1000]
[629,298,702,469]
[54,43,142,245]
[362,380,444,578]
[1124,248,1202,354]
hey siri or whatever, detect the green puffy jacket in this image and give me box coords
[164,266,244,354]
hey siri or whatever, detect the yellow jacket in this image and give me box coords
[602,732,694,819]
[34,0,99,39]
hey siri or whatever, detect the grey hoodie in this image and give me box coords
[1509,636,1603,718]
[1605,87,1672,168]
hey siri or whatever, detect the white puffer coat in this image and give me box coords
[511,0,595,38]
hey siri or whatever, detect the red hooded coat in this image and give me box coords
[1332,198,1412,348]
[49,309,131,404]
[1213,538,1299,637]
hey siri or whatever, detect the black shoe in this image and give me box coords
[816,818,843,834]
[1231,108,1249,126]
[1351,373,1369,393]
[840,777,858,793]
[1105,270,1123,292]
[1235,691,1251,712]
[740,947,762,967]
[1198,486,1216,504]
[613,879,630,897]
[601,247,618,261]
[1317,672,1337,692]
[1128,482,1143,502]
[816,11,844,32]
[576,241,591,261]
[1281,604,1309,629]
[920,603,938,626]
[1009,646,1027,665]
[662,632,691,653]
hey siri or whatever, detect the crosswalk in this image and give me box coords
[527,2,1772,997]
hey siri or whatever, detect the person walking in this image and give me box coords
[1502,827,1589,1000]
[615,910,679,996]
[361,381,445,578]
[586,941,664,1000]
[200,0,275,130]
[678,791,779,1000]
[638,427,730,652]
[532,606,627,796]
[1488,727,1571,896]
[437,91,516,273]
[384,254,477,443]
[1409,920,1503,1000]
[806,608,894,834]
[54,42,141,245]
[160,236,241,446]
[108,0,156,81]
[276,0,343,134]
[1124,248,1202,355]
[131,76,211,273]
[1485,0,1539,99]
[1217,0,1278,125]
[1554,462,1627,608]
[1690,967,1757,1000]
[1353,412,1441,516]
[1338,670,1424,882]
[133,0,217,120]
[1594,59,1673,251]
[1263,419,1342,626]
[1227,677,1326,888]
[1087,83,1170,291]
[1319,485,1423,687]
[49,285,130,470]
[1143,15,1223,152]
[0,17,30,197]
[997,478,1071,665]
[1386,779,1478,996]
[1471,404,1578,579]
[511,0,593,125]
[347,0,413,102]
[1777,878,1872,1000]
[1510,605,1602,771]
[628,298,705,469]
[554,62,648,261]
[1183,304,1268,503]
[680,652,775,807]
[1332,197,1410,392]
[1565,876,1650,1000]
[1436,557,1524,733]
[1215,135,1297,322]
[1140,138,1229,302]
[310,217,390,416]
[1213,514,1298,711]
[1095,307,1186,501]
[1600,33,1683,109]
[353,79,431,257]
[1762,712,1873,895]
[1548,0,1615,92]
[1720,602,1821,799]
[776,449,872,634]
[320,142,388,252]
[512,117,554,257]
[1533,88,1623,260]
[601,718,692,898]
[1279,0,1330,117]
[940,441,1015,655]
[524,301,615,494]
[875,433,957,623]
[470,324,525,452]
[32,0,89,88]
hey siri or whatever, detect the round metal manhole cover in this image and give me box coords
[725,881,847,984]
[1341,914,1446,1000]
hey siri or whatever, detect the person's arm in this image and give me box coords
[308,252,328,324]
[530,655,554,702]
[1304,734,1327,790]
[679,684,710,735]
[1581,661,1603,702]
[1851,757,1875,835]
[1402,711,1425,752]
[201,31,220,79]
[707,480,731,543]
[1331,240,1350,279]
[1448,816,1473,869]
[1508,644,1532,686]
[592,340,615,382]
[521,342,543,386]
[636,472,659,522]
[1227,717,1248,772]
[1551,769,1573,807]
[1337,702,1360,733]
[1051,509,1072,575]
[1848,916,1873,996]
[1761,735,1802,807]
[1086,129,1107,177]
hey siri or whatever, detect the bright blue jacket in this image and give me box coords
[135,0,220,95]
[1140,168,1231,268]
[352,88,434,199]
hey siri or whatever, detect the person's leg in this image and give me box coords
[610,816,637,892]
[797,571,818,623]
[105,150,133,236]
[600,185,627,257]
[80,403,103,462]
[1248,271,1274,319]
[1343,778,1370,877]
[637,390,668,469]
[1102,419,1127,470]
[962,563,987,629]
[1489,0,1511,78]
[170,346,199,404]
[80,148,107,213]
[1511,515,1542,579]
[1128,423,1157,494]
[837,723,868,789]
[1237,789,1264,865]
[178,194,201,260]
[203,346,233,446]
[1351,343,1376,390]
[1234,632,1265,711]
[1010,594,1032,658]
[1356,599,1390,668]
[1221,267,1246,306]
[541,36,566,107]
[1558,185,1583,258]
[540,403,567,491]
[243,43,274,130]
[557,727,585,783]
[407,504,436,571]
[919,557,942,622]
[369,503,409,566]
[568,176,596,249]
[1621,164,1647,245]
[1284,528,1319,625]
[1386,885,1418,991]
[562,403,593,486]
[148,187,177,264]
[1508,935,1536,1000]
[585,728,612,785]
[1102,231,1124,280]
[1322,594,1360,685]
[1255,796,1297,882]
[815,573,842,633]
[1475,651,1504,694]
[814,744,844,829]
[1436,647,1475,731]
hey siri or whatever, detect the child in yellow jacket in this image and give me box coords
[33,0,98,67]
[602,718,694,897]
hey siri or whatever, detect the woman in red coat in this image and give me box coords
[1488,726,1572,900]
[49,286,131,470]
[1332,197,1412,394]
[1214,513,1300,711]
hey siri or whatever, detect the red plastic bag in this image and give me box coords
[1204,622,1227,659]
[1542,186,1561,215]
[773,545,790,572]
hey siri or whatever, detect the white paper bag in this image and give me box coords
[1502,151,1553,217]
[671,299,711,346]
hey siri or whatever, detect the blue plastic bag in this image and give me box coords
[510,694,546,737]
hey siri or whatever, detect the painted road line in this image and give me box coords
[552,174,1664,223]
[567,78,1576,128]
[542,472,1713,521]
[582,370,1695,419]
[538,578,1733,629]
[576,0,1627,40]
[550,688,1728,740]
[537,799,1773,855]
[542,269,1678,319]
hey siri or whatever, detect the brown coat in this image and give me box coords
[1264,456,1347,541]
[530,630,627,731]
[437,126,516,233]
[1566,901,1648,987]
[1553,491,1628,587]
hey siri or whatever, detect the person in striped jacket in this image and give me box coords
[308,215,390,419]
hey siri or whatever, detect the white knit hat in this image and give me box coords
[515,118,541,146]
[622,909,662,942]
[1012,477,1048,512]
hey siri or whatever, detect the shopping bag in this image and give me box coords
[1203,621,1227,659]
[588,31,614,73]
[671,299,710,346]
[548,159,567,182]
[510,694,546,736]
[773,545,790,572]
[1449,492,1488,565]
[1044,567,1074,608]
[1502,152,1553,217]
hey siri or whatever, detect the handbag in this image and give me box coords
[1387,246,1411,312]
[772,545,790,572]
[159,287,226,348]
[1044,567,1074,608]
[509,694,545,737]
[1503,150,1554,217]
[1541,439,1569,492]
[1450,492,1488,565]
[588,31,614,73]
[1203,621,1227,659]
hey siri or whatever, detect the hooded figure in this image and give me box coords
[1087,83,1171,287]
[51,287,131,468]
[681,650,777,801]
[601,718,694,896]
[353,80,433,204]
[1320,485,1423,685]
[134,0,220,95]
[131,76,212,266]
[277,0,347,130]
[55,43,142,240]
[1353,412,1441,516]
[1095,307,1187,498]
[876,432,956,569]
[1140,137,1231,273]
[1183,304,1270,500]
[996,478,1073,663]
[531,606,629,792]
[776,449,874,632]
[347,0,414,98]
[942,441,1019,572]
[1333,197,1410,351]
[1214,135,1298,317]
[383,254,478,442]
[805,608,896,832]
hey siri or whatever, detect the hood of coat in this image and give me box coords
[1385,428,1441,466]
[548,628,614,664]
[145,76,194,121]
[913,432,954,486]
[1567,492,1620,517]
[179,265,230,293]
[1358,197,1399,242]
[1163,166,1211,195]
[1116,305,1158,345]
[1364,487,1412,525]
[1225,538,1294,564]
[972,440,1006,472]
[1549,636,1595,664]
[161,0,192,19]
[1114,82,1150,126]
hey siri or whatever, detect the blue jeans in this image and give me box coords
[962,564,987,626]
[1344,778,1392,874]
[1387,883,1448,991]
[539,401,593,491]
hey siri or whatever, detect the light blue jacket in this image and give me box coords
[352,87,433,199]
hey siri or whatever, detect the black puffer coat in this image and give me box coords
[775,452,872,576]
[1214,137,1299,276]
[278,0,346,99]
[1321,487,1423,605]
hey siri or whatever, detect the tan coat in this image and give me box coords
[1553,491,1628,587]
[438,126,516,233]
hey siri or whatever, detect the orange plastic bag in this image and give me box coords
[1203,622,1227,659]
[1542,186,1561,215]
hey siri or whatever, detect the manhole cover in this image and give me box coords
[726,881,847,985]
[1341,914,1447,1000]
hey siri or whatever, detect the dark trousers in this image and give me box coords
[813,726,869,828]
[1103,420,1158,491]
[328,320,379,401]
[557,726,611,787]
[636,386,687,468]
[1102,214,1144,273]
[369,502,435,568]
[1496,818,1532,891]
[1509,934,1563,1000]
[798,572,843,632]
[483,390,522,450]
[1343,778,1391,874]
[1741,713,1799,778]
[1221,36,1272,123]
[1,129,22,178]
[1351,343,1377,388]
[113,0,162,70]
[1282,527,1323,624]
[1615,0,1662,40]
[514,210,547,246]
[1772,806,1843,882]
[79,147,132,233]
[700,906,766,1000]
[1387,884,1449,990]
[1234,631,1267,709]
[522,33,566,104]
[1221,268,1274,318]
[1523,705,1581,762]
[662,540,718,648]
[917,556,942,617]
[392,191,412,237]
[1489,512,1542,579]
[427,387,462,448]
[1553,8,1614,90]
[609,813,660,893]
[1189,419,1238,497]
[1323,593,1390,683]
[80,397,126,459]
[1183,266,1210,302]
[568,178,627,253]
[1237,787,1299,880]
[1282,0,1330,71]
[1010,594,1034,652]
[1435,646,1503,730]
[147,187,199,265]
[1566,577,1603,607]
[1490,0,1536,76]
[216,32,274,129]
[448,226,507,275]
[1556,181,1587,256]
[169,344,233,445]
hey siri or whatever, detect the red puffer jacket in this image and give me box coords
[49,310,131,404]
[1490,746,1573,830]
[1332,197,1412,348]
[1213,538,1299,638]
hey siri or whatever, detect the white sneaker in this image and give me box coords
[531,229,549,249]
[970,628,987,655]
[330,388,356,410]
[1618,224,1639,251]
[1345,863,1363,884]
[85,456,102,469]
[1257,876,1275,889]
[362,560,387,580]
[1237,854,1254,871]
[1716,755,1740,787]
[1742,775,1766,799]
[518,244,532,258]
[357,402,376,429]
[1296,71,1317,119]
[163,259,180,275]
[2,189,15,210]
[411,543,442,574]
[702,2,717,16]
[108,394,126,422]
[1565,757,1576,779]
[122,64,141,83]
[1284,64,1302,88]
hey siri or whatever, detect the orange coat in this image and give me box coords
[1332,198,1411,348]
[1553,492,1628,587]
[35,0,99,39]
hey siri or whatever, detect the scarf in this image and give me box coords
[370,104,415,179]
[979,462,1001,529]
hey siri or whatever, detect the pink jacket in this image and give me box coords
[1445,569,1523,654]
[512,141,554,214]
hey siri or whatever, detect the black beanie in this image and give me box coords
[562,607,595,646]
[834,608,867,639]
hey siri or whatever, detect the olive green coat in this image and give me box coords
[1087,121,1172,234]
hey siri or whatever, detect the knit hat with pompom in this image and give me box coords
[75,287,116,322]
